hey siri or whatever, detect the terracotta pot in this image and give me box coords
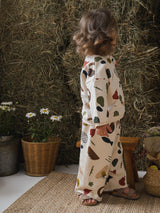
[0,136,20,176]
[21,136,61,176]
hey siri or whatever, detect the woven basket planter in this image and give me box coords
[146,153,160,168]
[143,167,160,197]
[21,136,61,176]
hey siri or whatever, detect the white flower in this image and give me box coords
[0,105,16,111]
[12,107,16,111]
[1,102,13,106]
[26,112,36,118]
[0,105,6,110]
[7,106,16,112]
[6,106,11,112]
[0,102,16,112]
[50,115,62,122]
[40,108,49,115]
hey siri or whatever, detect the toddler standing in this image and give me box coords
[73,8,140,206]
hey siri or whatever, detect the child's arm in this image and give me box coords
[87,58,125,127]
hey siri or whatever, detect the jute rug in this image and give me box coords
[4,172,160,213]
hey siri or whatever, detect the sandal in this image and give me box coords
[111,187,140,200]
[78,194,99,206]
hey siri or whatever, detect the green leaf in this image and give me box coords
[31,133,35,139]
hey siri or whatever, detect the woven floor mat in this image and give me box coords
[4,171,160,213]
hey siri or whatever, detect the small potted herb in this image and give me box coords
[143,126,160,154]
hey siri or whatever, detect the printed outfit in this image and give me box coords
[75,55,128,202]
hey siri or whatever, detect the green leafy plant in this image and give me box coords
[0,102,16,136]
[145,126,160,137]
[25,108,62,142]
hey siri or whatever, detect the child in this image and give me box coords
[73,8,140,206]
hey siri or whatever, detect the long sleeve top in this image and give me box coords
[80,55,125,127]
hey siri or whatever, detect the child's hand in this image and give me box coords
[96,124,112,137]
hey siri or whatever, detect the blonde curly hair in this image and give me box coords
[73,8,118,56]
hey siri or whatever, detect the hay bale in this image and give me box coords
[0,0,65,108]
[0,0,80,164]
[0,0,66,121]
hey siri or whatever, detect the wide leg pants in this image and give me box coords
[75,121,128,202]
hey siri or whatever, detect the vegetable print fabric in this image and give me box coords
[75,55,128,202]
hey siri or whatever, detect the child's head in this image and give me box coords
[73,8,118,56]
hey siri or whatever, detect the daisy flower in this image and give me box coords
[0,105,6,110]
[26,112,36,118]
[1,101,13,106]
[0,102,16,112]
[40,108,50,115]
[50,115,62,122]
[7,106,16,112]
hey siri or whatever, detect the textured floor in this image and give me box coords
[0,164,145,213]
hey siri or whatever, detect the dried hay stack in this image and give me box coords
[0,0,79,163]
[0,0,160,168]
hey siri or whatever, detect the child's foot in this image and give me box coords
[78,194,99,206]
[111,187,140,200]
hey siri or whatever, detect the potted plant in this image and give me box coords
[143,125,160,197]
[143,125,160,155]
[21,108,62,176]
[0,101,20,176]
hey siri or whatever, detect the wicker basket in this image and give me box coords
[143,167,160,197]
[21,136,61,176]
[146,153,160,168]
[143,136,160,154]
